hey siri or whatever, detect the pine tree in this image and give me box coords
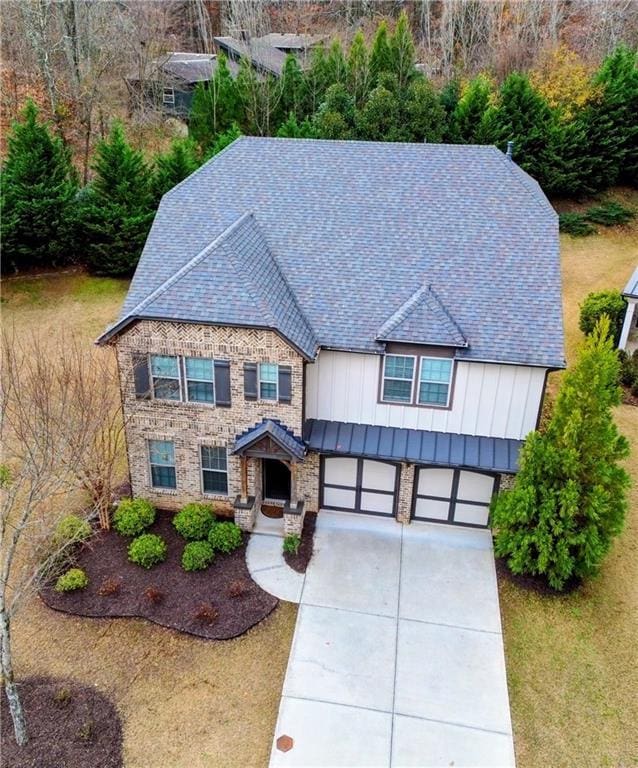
[208,122,242,157]
[189,54,240,150]
[325,39,347,86]
[80,122,154,276]
[354,85,403,141]
[451,74,493,143]
[278,54,305,122]
[369,20,392,85]
[1,100,77,273]
[152,138,200,203]
[347,30,370,108]
[492,316,630,591]
[301,44,330,116]
[404,78,446,143]
[314,83,356,139]
[276,113,318,139]
[389,11,416,92]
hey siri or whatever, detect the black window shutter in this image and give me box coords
[214,360,231,407]
[278,365,292,403]
[244,363,258,401]
[132,354,151,400]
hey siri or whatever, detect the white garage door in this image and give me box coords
[412,467,497,527]
[321,457,398,516]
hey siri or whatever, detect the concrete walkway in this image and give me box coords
[269,511,515,768]
[246,532,305,603]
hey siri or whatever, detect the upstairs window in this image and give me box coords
[150,355,181,400]
[418,358,453,406]
[382,355,415,403]
[200,446,228,495]
[185,357,215,403]
[148,440,176,489]
[259,363,278,400]
[162,87,175,106]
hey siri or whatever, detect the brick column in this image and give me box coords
[396,463,415,524]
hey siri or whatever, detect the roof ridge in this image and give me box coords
[427,285,468,346]
[488,146,555,217]
[377,284,429,338]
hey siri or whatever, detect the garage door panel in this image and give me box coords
[324,457,358,487]
[417,468,454,498]
[457,471,494,504]
[362,460,396,492]
[453,503,490,527]
[360,491,395,515]
[414,497,449,521]
[323,486,357,509]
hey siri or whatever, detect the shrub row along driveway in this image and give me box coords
[271,511,515,767]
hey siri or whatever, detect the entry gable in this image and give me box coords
[233,419,306,461]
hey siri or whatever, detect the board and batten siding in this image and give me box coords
[305,350,546,441]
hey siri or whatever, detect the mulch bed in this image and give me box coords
[495,556,581,597]
[621,385,638,407]
[1,676,123,768]
[40,512,278,640]
[283,511,317,574]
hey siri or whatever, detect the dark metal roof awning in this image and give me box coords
[303,419,522,474]
[233,419,306,461]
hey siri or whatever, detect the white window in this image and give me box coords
[185,357,214,403]
[150,355,181,400]
[162,87,175,106]
[418,357,453,406]
[201,446,228,495]
[382,355,415,403]
[149,440,176,489]
[259,363,278,400]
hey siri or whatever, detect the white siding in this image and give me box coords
[305,350,547,441]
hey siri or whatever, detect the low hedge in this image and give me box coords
[55,568,89,592]
[208,521,242,554]
[182,540,215,572]
[53,515,92,547]
[113,498,156,537]
[128,533,167,569]
[173,503,215,541]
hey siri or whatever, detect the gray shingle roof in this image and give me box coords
[213,37,287,76]
[623,265,638,299]
[234,418,306,459]
[101,137,565,368]
[303,419,522,473]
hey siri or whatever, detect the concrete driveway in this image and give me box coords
[270,511,515,768]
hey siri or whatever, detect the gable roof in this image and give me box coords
[623,266,638,299]
[377,285,467,347]
[213,36,288,76]
[233,419,306,460]
[101,138,565,368]
[126,52,239,85]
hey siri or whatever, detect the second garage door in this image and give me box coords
[412,467,497,527]
[321,457,398,516]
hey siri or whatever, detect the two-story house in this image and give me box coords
[98,137,565,536]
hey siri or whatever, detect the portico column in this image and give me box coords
[619,299,636,350]
[240,455,248,502]
[289,461,298,506]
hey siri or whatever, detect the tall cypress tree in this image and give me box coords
[301,44,330,116]
[325,39,347,85]
[277,54,306,125]
[1,100,77,273]
[492,317,629,591]
[355,85,404,141]
[389,11,416,93]
[152,138,200,203]
[451,74,493,143]
[80,122,154,276]
[403,78,446,143]
[347,30,370,108]
[369,20,392,86]
[190,54,240,150]
[314,84,355,140]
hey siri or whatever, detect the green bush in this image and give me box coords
[618,350,638,388]
[55,567,89,592]
[579,290,627,345]
[558,213,596,237]
[127,533,167,569]
[173,503,215,541]
[113,498,155,537]
[584,201,636,226]
[208,521,242,553]
[181,540,215,572]
[283,534,301,555]
[53,515,92,547]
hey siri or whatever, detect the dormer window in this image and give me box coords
[418,358,453,406]
[380,348,455,409]
[382,355,415,403]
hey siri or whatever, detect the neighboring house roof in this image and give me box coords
[99,211,317,358]
[622,266,638,299]
[303,419,522,473]
[234,419,306,460]
[213,36,288,76]
[377,285,467,347]
[101,137,565,368]
[126,52,239,85]
[256,32,326,50]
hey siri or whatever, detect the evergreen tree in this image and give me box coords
[355,85,403,141]
[276,113,318,139]
[389,11,416,92]
[301,44,330,116]
[451,74,493,143]
[347,30,370,108]
[492,317,630,591]
[1,100,77,273]
[189,54,240,150]
[152,138,200,202]
[314,83,355,139]
[325,39,347,85]
[79,122,154,276]
[278,54,305,122]
[208,122,242,157]
[404,78,446,143]
[480,73,561,190]
[369,20,392,85]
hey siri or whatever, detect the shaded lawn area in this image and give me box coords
[498,191,638,768]
[41,513,278,640]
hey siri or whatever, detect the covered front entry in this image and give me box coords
[412,467,498,528]
[263,458,291,501]
[320,457,399,517]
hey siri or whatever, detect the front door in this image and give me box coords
[263,458,291,501]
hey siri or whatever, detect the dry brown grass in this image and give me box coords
[2,270,298,767]
[499,191,638,768]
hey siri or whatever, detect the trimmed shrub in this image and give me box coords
[173,503,215,541]
[113,498,155,537]
[558,212,596,236]
[55,567,89,592]
[208,521,242,553]
[127,533,167,569]
[181,540,215,572]
[584,201,636,226]
[53,515,91,547]
[579,290,626,345]
[283,534,301,555]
